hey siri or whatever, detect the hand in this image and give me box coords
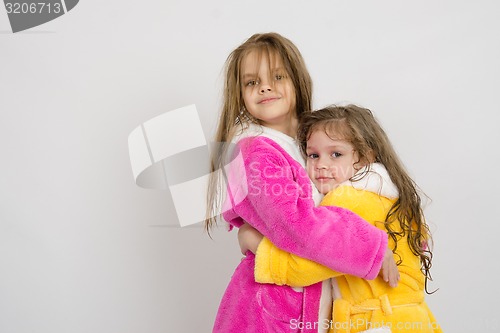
[238,223,264,255]
[380,248,400,288]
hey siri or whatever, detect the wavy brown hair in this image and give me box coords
[205,32,313,234]
[298,105,435,292]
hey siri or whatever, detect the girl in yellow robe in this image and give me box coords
[239,105,442,333]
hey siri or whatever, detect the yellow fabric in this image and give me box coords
[254,185,442,333]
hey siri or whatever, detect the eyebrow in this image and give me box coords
[241,67,287,79]
[306,144,351,151]
[241,73,257,80]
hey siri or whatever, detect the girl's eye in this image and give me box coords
[274,74,287,81]
[307,153,319,159]
[245,80,258,87]
[331,152,342,158]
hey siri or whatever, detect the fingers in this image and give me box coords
[388,266,400,288]
[381,249,400,288]
[382,258,389,283]
[238,224,250,255]
[386,257,400,288]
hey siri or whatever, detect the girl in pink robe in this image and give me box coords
[205,32,391,333]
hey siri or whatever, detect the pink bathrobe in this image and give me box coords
[213,125,387,333]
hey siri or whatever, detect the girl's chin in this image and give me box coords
[318,184,339,195]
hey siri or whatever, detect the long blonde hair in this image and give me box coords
[205,32,313,233]
[298,105,434,292]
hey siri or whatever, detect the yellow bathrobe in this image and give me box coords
[254,164,442,333]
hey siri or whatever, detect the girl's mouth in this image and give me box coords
[259,97,279,104]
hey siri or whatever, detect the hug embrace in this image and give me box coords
[205,32,441,333]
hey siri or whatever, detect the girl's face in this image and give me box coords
[240,51,296,132]
[306,130,363,195]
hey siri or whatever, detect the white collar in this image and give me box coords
[340,163,399,199]
[232,122,301,163]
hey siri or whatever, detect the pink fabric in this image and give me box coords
[214,253,305,333]
[300,282,323,333]
[213,136,387,332]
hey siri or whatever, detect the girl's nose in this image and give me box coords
[316,158,329,170]
[259,81,272,93]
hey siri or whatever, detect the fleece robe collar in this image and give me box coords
[343,163,399,199]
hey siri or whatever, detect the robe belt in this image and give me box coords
[332,292,424,333]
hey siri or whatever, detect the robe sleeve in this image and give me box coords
[254,237,343,287]
[222,137,387,279]
[253,185,395,285]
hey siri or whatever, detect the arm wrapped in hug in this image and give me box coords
[223,137,387,280]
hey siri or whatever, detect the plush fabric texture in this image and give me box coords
[223,137,387,277]
[254,164,442,333]
[213,134,388,333]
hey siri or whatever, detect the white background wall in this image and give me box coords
[1,0,499,332]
